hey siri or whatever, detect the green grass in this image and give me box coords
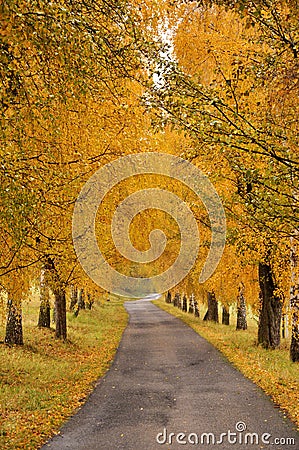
[0,295,128,450]
[1,295,298,448]
[154,298,299,429]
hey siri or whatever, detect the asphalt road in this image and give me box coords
[41,299,298,450]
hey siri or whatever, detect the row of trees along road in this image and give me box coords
[0,0,161,342]
[1,0,299,364]
[146,0,299,362]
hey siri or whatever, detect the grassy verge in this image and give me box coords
[0,296,128,450]
[154,298,299,430]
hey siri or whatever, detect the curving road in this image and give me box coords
[41,299,298,450]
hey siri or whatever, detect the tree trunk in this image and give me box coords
[182,294,188,312]
[70,285,78,311]
[52,304,56,323]
[203,291,219,322]
[290,232,299,362]
[45,257,67,339]
[173,292,180,307]
[78,288,85,310]
[38,266,50,328]
[194,299,200,318]
[258,262,282,349]
[5,299,23,345]
[290,309,299,362]
[166,291,172,304]
[178,294,182,310]
[86,293,94,310]
[281,314,289,339]
[188,294,194,314]
[222,305,230,325]
[236,282,247,330]
[54,287,67,340]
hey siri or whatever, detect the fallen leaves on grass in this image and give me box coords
[0,300,128,450]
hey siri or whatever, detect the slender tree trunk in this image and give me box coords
[70,285,78,311]
[86,293,94,310]
[290,312,299,362]
[282,314,286,339]
[236,282,247,330]
[52,304,56,323]
[258,262,282,349]
[178,294,182,310]
[290,308,299,362]
[166,291,172,304]
[38,266,50,328]
[222,305,230,325]
[78,288,85,310]
[194,299,200,318]
[174,292,180,307]
[203,291,219,322]
[182,294,188,312]
[188,294,194,314]
[5,299,23,345]
[46,257,67,340]
[290,232,299,362]
[281,313,290,339]
[54,286,67,340]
